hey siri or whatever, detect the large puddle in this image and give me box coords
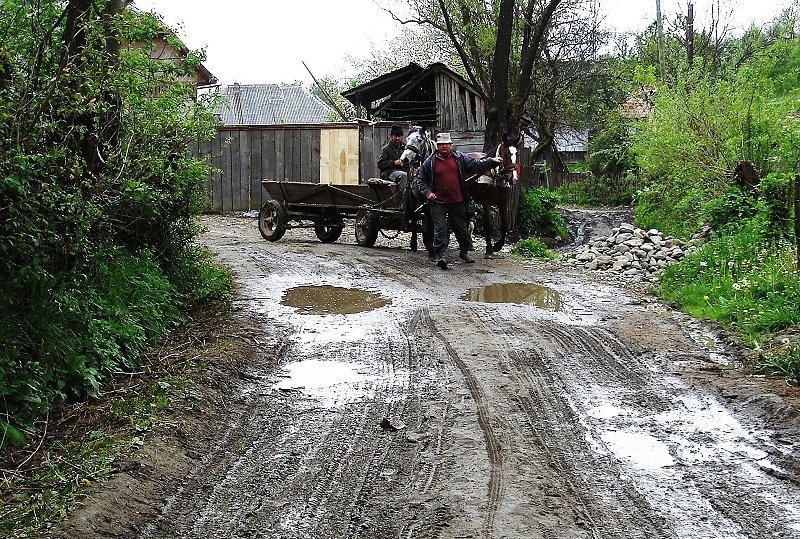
[273,359,408,407]
[281,285,390,315]
[461,282,562,311]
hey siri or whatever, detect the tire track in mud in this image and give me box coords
[420,308,504,539]
[438,305,675,538]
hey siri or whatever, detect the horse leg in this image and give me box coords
[482,204,495,259]
[493,209,508,253]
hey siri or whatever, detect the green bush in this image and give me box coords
[703,187,763,235]
[511,237,555,260]
[0,4,229,439]
[556,172,638,207]
[516,187,567,239]
[658,220,800,337]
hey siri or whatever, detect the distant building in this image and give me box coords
[523,128,589,164]
[211,84,333,126]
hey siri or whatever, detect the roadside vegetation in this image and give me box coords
[547,6,800,383]
[1,0,799,536]
[0,3,232,534]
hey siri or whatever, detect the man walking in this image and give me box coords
[415,132,502,269]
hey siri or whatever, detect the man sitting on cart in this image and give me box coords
[377,124,408,191]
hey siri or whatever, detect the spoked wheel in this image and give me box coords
[258,199,286,241]
[314,224,344,243]
[354,207,380,247]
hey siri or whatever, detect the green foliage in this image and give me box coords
[753,344,800,386]
[703,187,763,235]
[556,172,638,207]
[516,187,567,239]
[586,111,637,179]
[658,220,800,338]
[0,3,228,438]
[511,237,555,260]
[758,173,794,240]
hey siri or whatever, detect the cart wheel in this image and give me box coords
[354,208,380,247]
[314,224,343,243]
[258,200,286,241]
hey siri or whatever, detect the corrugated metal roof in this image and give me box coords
[212,84,333,125]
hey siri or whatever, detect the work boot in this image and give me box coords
[459,252,475,264]
[437,258,448,270]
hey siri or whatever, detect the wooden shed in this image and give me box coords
[342,62,487,152]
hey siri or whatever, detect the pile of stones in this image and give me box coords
[562,222,695,282]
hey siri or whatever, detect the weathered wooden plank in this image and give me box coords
[237,129,252,211]
[219,134,234,212]
[228,131,241,212]
[308,129,321,184]
[249,129,263,209]
[209,135,223,212]
[299,129,313,183]
[274,129,285,181]
[290,129,303,182]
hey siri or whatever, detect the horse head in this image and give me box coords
[400,125,432,167]
[498,132,520,185]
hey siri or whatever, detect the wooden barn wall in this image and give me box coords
[434,73,485,133]
[193,124,360,212]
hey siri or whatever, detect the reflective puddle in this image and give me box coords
[273,359,408,407]
[281,285,390,315]
[601,429,675,469]
[461,282,562,311]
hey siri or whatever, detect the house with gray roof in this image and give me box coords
[212,83,333,125]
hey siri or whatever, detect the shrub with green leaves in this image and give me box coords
[0,3,229,440]
[658,220,800,337]
[511,237,555,260]
[516,187,567,239]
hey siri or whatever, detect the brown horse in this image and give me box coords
[467,133,520,258]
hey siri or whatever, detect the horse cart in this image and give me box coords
[257,179,430,250]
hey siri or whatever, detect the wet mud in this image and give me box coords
[52,214,800,539]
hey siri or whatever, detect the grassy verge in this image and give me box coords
[0,294,247,538]
[658,221,800,385]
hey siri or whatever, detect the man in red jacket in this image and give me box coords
[415,132,502,269]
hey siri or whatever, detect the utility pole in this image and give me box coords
[656,0,666,81]
[687,3,695,68]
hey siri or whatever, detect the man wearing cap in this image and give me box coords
[415,132,503,269]
[377,124,408,190]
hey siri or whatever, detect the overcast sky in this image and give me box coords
[132,0,795,86]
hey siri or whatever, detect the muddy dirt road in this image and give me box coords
[55,214,800,539]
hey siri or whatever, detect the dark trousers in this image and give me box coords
[429,201,470,260]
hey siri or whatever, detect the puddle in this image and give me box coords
[601,429,675,469]
[273,359,408,407]
[461,282,562,311]
[281,285,390,315]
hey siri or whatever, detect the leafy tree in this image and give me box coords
[387,0,575,150]
[0,1,224,438]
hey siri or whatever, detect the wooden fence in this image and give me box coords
[191,122,402,212]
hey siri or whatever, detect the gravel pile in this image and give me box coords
[561,222,697,282]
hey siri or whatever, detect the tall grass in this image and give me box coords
[658,219,800,383]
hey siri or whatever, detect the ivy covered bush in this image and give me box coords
[0,2,228,443]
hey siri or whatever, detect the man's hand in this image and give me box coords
[426,192,437,202]
[491,156,503,165]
